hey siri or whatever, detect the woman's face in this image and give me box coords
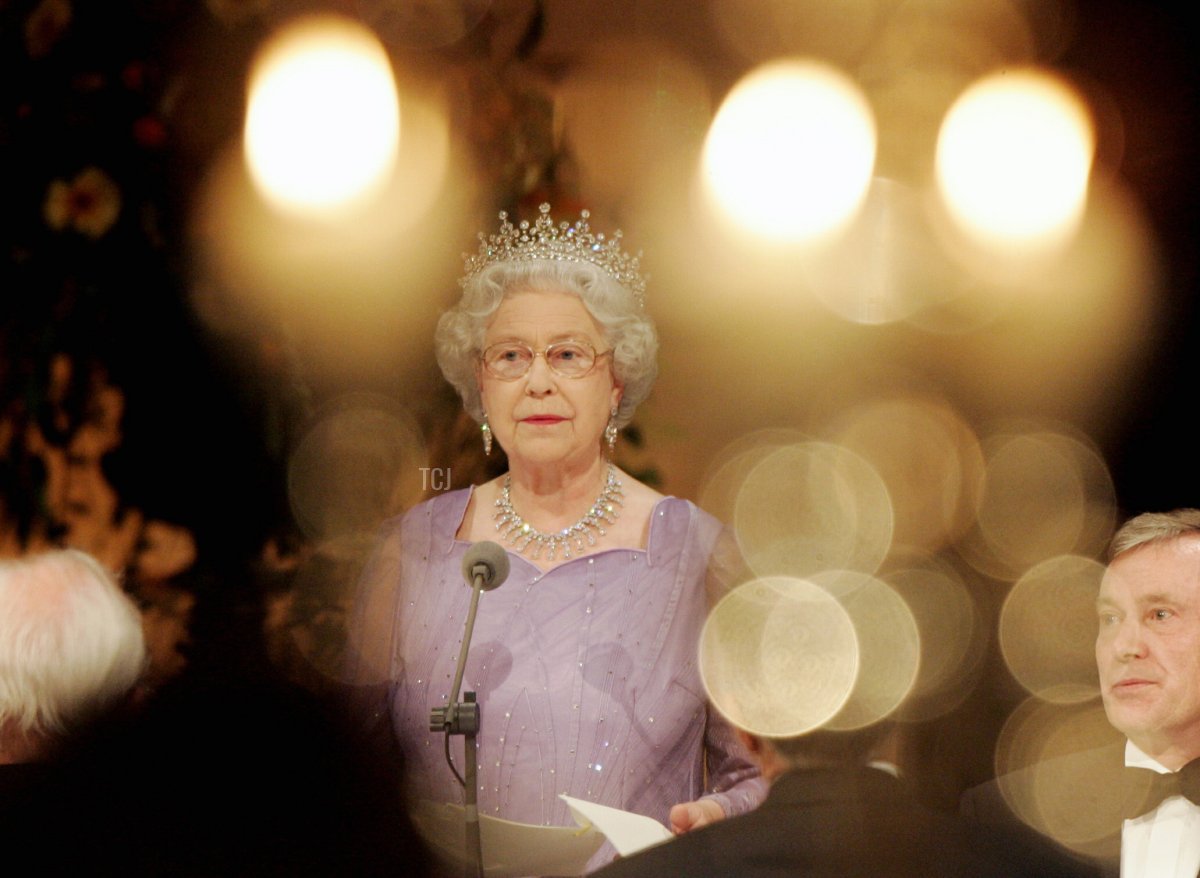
[478,287,622,473]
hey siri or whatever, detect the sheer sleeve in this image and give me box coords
[700,702,769,816]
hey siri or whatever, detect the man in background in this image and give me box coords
[593,568,1100,878]
[1093,509,1200,877]
[0,548,146,767]
[963,509,1200,877]
[600,714,1100,878]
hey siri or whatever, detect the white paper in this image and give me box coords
[558,795,674,857]
[412,800,606,878]
[410,797,673,877]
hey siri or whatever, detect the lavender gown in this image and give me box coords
[364,488,766,873]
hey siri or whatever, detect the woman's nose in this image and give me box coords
[524,353,556,394]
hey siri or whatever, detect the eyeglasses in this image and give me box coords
[480,340,612,380]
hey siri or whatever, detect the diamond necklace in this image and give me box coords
[493,464,624,562]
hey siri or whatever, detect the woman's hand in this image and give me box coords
[668,798,726,834]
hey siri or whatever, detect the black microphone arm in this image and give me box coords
[429,540,509,878]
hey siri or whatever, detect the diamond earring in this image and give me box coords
[482,415,493,456]
[605,406,618,455]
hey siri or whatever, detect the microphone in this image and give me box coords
[461,540,510,593]
[432,540,509,878]
[432,540,510,733]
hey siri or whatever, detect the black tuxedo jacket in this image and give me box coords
[960,742,1131,878]
[592,766,1101,878]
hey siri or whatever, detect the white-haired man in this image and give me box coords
[0,549,146,766]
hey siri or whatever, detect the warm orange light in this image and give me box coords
[245,15,400,218]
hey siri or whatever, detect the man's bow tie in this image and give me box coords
[1123,758,1200,819]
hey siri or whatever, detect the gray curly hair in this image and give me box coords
[434,259,658,429]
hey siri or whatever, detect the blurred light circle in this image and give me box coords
[700,576,859,737]
[828,395,984,553]
[993,698,1126,859]
[811,570,920,731]
[936,68,1094,247]
[734,441,894,578]
[245,15,400,217]
[698,428,812,523]
[702,59,877,242]
[885,556,986,722]
[959,426,1116,580]
[287,394,426,543]
[999,554,1105,703]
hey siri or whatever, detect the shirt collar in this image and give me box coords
[1126,739,1173,774]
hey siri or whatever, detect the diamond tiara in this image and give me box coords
[460,202,647,308]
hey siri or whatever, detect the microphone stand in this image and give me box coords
[430,567,488,878]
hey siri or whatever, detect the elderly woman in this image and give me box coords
[356,204,764,872]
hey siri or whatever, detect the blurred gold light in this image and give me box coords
[813,570,920,731]
[886,557,986,722]
[958,425,1117,581]
[697,428,812,523]
[287,392,427,544]
[936,68,1094,247]
[999,555,1105,703]
[702,59,877,242]
[245,15,400,217]
[828,396,984,553]
[194,83,458,380]
[992,698,1125,860]
[699,577,859,737]
[734,442,894,578]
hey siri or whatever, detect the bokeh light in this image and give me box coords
[885,556,987,722]
[992,698,1126,860]
[700,577,858,737]
[999,555,1105,703]
[957,424,1117,581]
[697,428,812,524]
[734,441,894,578]
[812,570,920,731]
[702,59,877,242]
[194,80,458,382]
[245,15,400,217]
[827,395,985,553]
[935,68,1094,248]
[287,393,427,544]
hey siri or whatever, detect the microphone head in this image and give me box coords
[461,540,510,591]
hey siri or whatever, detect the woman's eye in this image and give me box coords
[551,344,590,362]
[494,347,528,362]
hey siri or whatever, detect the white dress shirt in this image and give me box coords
[1122,740,1200,878]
